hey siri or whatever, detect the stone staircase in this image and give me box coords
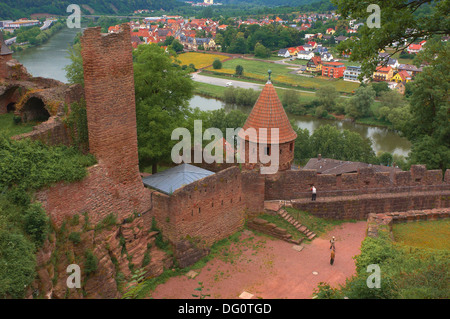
[277,208,317,241]
[264,200,317,241]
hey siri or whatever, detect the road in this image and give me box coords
[4,19,55,46]
[192,72,351,99]
[192,72,320,96]
[192,73,263,91]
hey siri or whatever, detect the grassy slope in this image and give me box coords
[0,113,35,138]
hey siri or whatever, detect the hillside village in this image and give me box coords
[103,11,436,96]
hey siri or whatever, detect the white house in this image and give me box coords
[302,44,314,51]
[320,52,334,62]
[344,66,362,82]
[277,48,290,58]
[386,58,400,70]
[297,50,315,60]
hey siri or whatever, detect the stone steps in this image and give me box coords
[277,209,317,241]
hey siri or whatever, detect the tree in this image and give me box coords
[376,90,408,122]
[402,39,450,170]
[333,1,449,171]
[235,65,244,76]
[346,85,376,119]
[64,43,84,86]
[315,85,339,112]
[309,125,375,163]
[212,59,222,70]
[133,44,194,173]
[332,0,449,78]
[371,82,389,97]
[254,42,271,58]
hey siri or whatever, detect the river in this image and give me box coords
[190,95,411,157]
[11,26,411,157]
[13,25,84,83]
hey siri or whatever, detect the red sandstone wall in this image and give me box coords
[242,140,294,172]
[11,117,71,146]
[151,167,265,247]
[265,166,450,200]
[36,164,152,228]
[291,190,450,220]
[0,54,12,80]
[37,25,152,227]
[81,25,141,187]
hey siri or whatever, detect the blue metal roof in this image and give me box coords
[142,164,215,195]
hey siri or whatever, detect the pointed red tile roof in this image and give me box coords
[239,81,297,144]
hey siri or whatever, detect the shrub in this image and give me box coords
[23,203,48,247]
[212,59,222,70]
[84,250,98,276]
[142,251,151,267]
[0,231,36,299]
[68,232,81,244]
[235,65,244,76]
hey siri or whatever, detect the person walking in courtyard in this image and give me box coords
[330,236,336,250]
[311,185,317,201]
[330,247,335,266]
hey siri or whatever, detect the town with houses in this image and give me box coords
[100,10,438,95]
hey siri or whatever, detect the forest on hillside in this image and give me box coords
[0,0,180,20]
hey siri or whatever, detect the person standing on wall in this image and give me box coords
[311,185,317,201]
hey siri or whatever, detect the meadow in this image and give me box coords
[204,58,360,93]
[176,52,230,70]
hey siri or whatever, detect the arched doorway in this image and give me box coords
[6,102,16,113]
[21,97,50,123]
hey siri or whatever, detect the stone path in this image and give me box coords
[149,221,367,299]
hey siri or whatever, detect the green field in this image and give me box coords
[205,58,360,93]
[393,219,450,251]
[194,81,317,104]
[0,113,35,138]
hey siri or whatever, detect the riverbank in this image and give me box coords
[193,81,393,130]
[9,20,65,53]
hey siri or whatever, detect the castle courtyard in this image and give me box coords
[149,221,367,299]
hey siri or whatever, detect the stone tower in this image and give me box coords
[81,24,141,185]
[238,71,297,172]
[0,32,13,80]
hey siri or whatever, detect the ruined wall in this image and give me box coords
[81,25,141,187]
[0,54,12,80]
[290,190,450,220]
[11,116,71,146]
[366,208,450,238]
[265,165,450,200]
[150,167,265,266]
[37,24,152,228]
[32,25,160,298]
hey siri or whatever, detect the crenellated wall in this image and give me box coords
[289,191,450,220]
[265,165,450,201]
[150,167,265,249]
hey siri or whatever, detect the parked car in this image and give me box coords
[226,82,233,87]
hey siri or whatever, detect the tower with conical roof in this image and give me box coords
[238,71,297,172]
[0,32,13,80]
